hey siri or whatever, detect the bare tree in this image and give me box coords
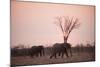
[55,16,80,43]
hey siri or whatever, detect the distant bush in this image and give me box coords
[11,44,95,57]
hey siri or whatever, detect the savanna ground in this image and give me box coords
[11,46,95,66]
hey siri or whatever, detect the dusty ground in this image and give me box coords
[11,52,95,66]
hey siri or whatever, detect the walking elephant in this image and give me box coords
[29,45,44,58]
[50,43,72,59]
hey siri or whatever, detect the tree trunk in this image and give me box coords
[64,32,70,43]
[64,36,67,43]
[64,34,69,43]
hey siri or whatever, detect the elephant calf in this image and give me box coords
[29,45,44,58]
[50,43,72,59]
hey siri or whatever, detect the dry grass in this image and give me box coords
[11,52,95,66]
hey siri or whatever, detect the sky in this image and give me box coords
[11,0,95,47]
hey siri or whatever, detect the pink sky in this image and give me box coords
[11,1,95,47]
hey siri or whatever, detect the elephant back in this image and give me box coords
[63,43,71,49]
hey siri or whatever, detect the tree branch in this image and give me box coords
[54,16,80,42]
[56,16,64,34]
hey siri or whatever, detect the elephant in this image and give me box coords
[50,43,72,59]
[29,45,44,58]
[63,43,72,57]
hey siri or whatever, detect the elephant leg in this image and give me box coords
[50,55,52,59]
[50,53,54,59]
[58,52,61,56]
[61,52,64,58]
[41,50,44,56]
[42,50,45,56]
[40,51,42,57]
[65,50,69,57]
[54,53,57,59]
[50,52,57,59]
[30,52,33,58]
[69,48,72,57]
